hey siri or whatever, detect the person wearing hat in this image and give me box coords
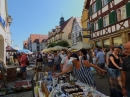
[55,49,106,86]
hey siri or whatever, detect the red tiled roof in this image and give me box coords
[59,17,73,33]
[30,34,48,42]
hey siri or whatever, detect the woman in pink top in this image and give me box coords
[60,52,72,71]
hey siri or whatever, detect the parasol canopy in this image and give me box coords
[52,46,67,50]
[6,46,18,52]
[71,42,92,50]
[13,47,21,50]
[17,49,32,54]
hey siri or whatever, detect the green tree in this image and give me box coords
[57,40,69,47]
[47,40,69,48]
[47,42,57,48]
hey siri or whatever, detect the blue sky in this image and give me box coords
[7,0,85,49]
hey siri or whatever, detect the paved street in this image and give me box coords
[1,66,34,97]
[94,74,110,96]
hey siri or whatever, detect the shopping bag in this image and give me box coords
[105,73,123,97]
[110,88,123,97]
[90,67,96,74]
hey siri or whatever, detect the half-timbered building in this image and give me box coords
[86,0,130,48]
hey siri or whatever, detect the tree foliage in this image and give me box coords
[47,40,69,48]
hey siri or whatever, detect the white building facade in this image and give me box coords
[28,41,47,53]
[0,0,12,63]
[26,34,48,53]
[71,18,82,46]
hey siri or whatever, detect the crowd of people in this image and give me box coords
[5,41,130,96]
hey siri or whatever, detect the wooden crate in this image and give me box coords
[7,68,17,82]
[7,68,17,73]
[7,77,16,82]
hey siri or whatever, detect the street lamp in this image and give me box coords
[82,27,91,38]
[8,15,13,26]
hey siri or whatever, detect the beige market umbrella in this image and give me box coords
[42,49,50,52]
[71,42,92,50]
[52,46,67,50]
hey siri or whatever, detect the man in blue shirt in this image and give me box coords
[96,48,105,78]
[94,46,99,56]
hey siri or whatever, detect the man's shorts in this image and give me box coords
[21,66,26,72]
[97,63,105,69]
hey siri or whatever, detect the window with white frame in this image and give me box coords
[94,21,98,31]
[103,15,109,27]
[102,0,108,7]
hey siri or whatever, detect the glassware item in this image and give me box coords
[59,80,64,84]
[53,77,58,87]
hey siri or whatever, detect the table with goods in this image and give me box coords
[33,71,109,97]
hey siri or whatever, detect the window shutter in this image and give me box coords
[98,18,103,29]
[89,6,92,16]
[126,2,130,18]
[108,0,111,3]
[98,19,100,29]
[98,0,101,10]
[109,12,112,25]
[112,10,116,24]
[100,18,103,29]
[96,0,99,11]
[91,23,94,32]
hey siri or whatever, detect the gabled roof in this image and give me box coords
[59,17,73,33]
[85,0,91,9]
[70,17,82,34]
[75,17,82,28]
[30,34,48,42]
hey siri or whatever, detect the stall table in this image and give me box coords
[32,72,109,97]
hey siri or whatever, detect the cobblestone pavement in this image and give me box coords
[1,66,34,97]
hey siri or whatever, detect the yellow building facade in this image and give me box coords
[81,0,90,44]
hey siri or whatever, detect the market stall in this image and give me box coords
[33,71,108,97]
[6,46,18,52]
[71,42,92,50]
[51,46,67,51]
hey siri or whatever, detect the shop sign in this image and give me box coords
[83,35,91,38]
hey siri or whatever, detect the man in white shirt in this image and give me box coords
[60,51,65,59]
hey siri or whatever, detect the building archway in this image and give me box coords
[0,35,5,62]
